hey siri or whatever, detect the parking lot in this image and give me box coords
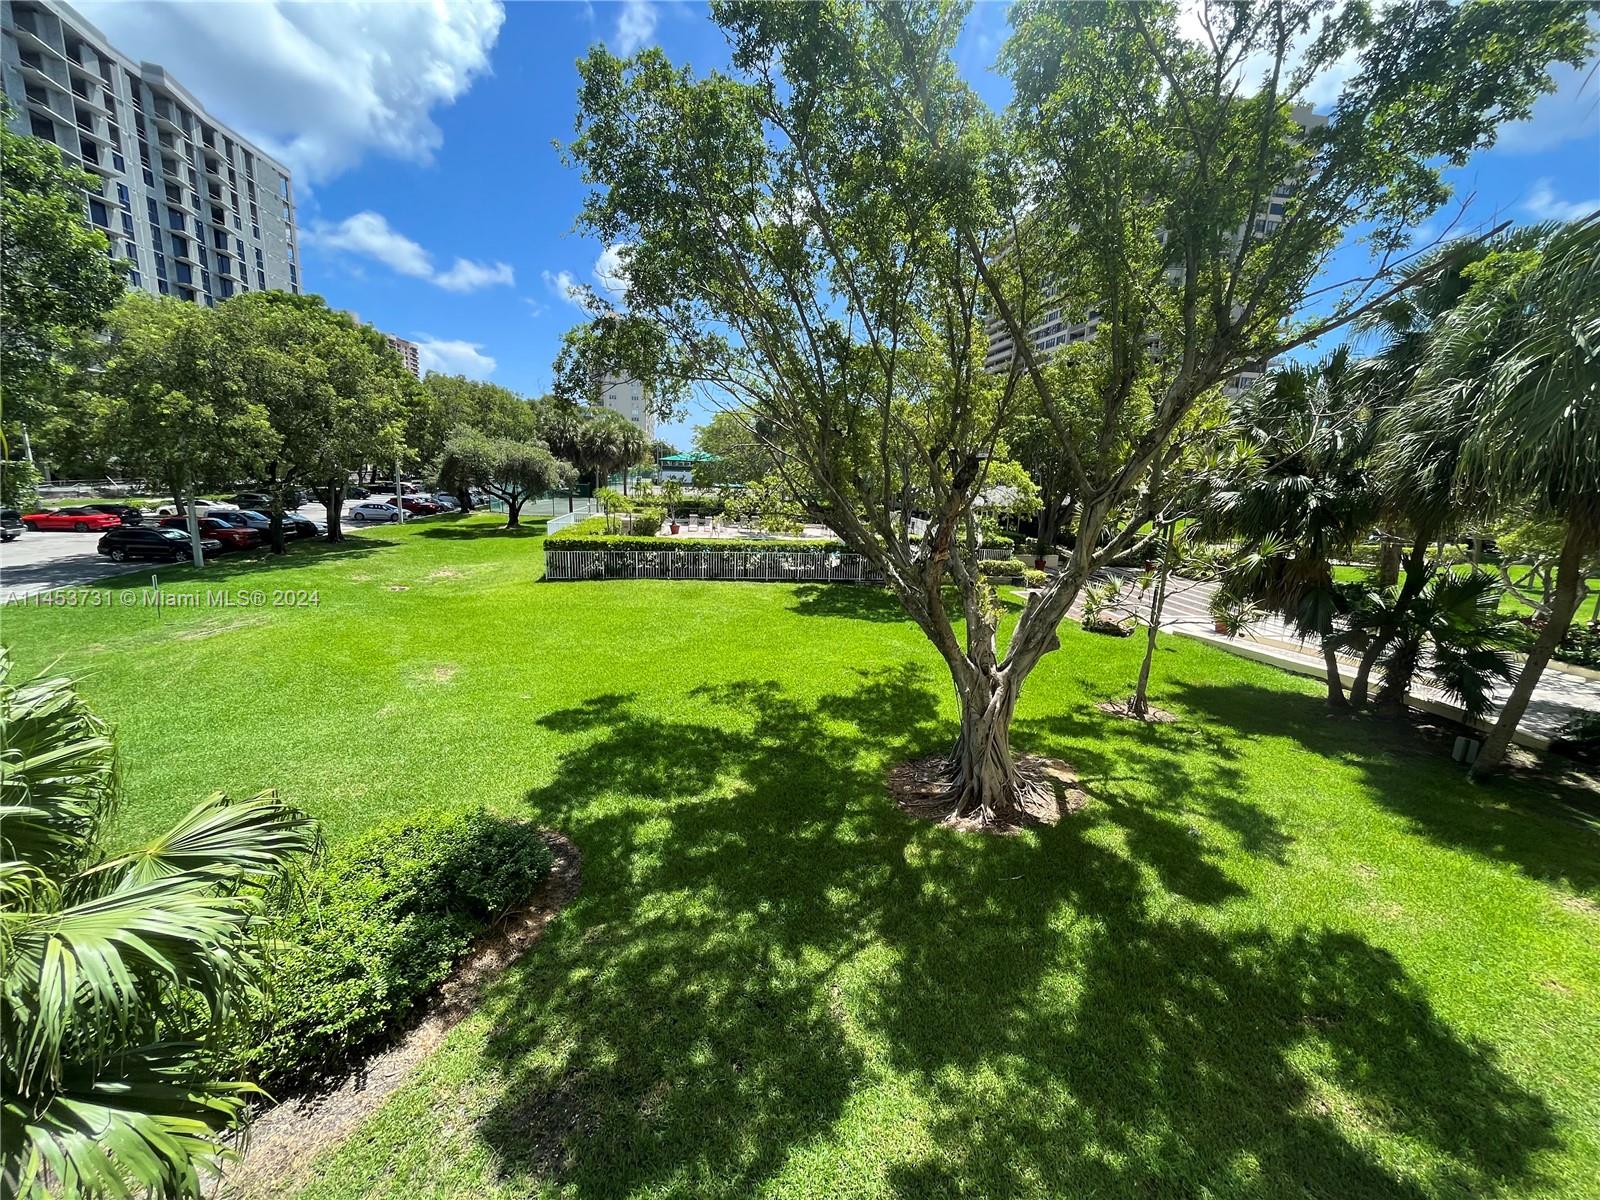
[2,499,347,602]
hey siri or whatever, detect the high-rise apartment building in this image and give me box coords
[1,0,300,305]
[983,104,1327,395]
[595,373,655,440]
[384,333,421,379]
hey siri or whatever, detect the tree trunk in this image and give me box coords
[324,479,345,542]
[1321,641,1349,709]
[505,495,523,529]
[179,470,204,569]
[1348,638,1386,709]
[268,491,287,554]
[455,485,472,513]
[1352,535,1430,708]
[1378,536,1402,588]
[1471,521,1590,780]
[1130,525,1174,717]
[944,675,1033,824]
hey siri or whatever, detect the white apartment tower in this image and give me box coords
[1,0,301,305]
[984,104,1328,395]
[385,333,421,379]
[595,373,655,440]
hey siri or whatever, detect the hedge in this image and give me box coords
[549,533,848,553]
[244,809,552,1090]
[977,557,1027,578]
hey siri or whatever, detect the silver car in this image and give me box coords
[348,501,402,523]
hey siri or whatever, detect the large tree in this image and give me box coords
[564,0,1593,825]
[1402,216,1600,778]
[95,295,276,564]
[693,408,784,486]
[412,374,544,471]
[216,293,414,549]
[0,115,126,443]
[575,408,650,494]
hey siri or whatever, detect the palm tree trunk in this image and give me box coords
[1352,535,1430,708]
[1471,521,1590,779]
[1322,641,1349,709]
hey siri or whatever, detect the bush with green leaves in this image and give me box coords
[1022,569,1048,588]
[244,809,553,1091]
[976,557,1026,579]
[0,651,317,1199]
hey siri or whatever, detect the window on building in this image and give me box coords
[112,151,125,172]
[158,279,170,295]
[170,234,187,258]
[251,224,261,240]
[178,287,196,303]
[278,175,289,199]
[129,271,141,288]
[121,212,135,236]
[154,253,167,279]
[217,255,231,275]
[288,265,298,286]
[116,183,131,208]
[88,199,110,229]
[218,278,234,299]
[256,269,266,289]
[142,167,155,187]
[29,114,56,142]
[175,263,192,285]
[167,207,185,231]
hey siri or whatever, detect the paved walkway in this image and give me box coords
[1077,570,1599,748]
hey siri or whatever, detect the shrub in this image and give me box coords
[977,557,1026,578]
[1022,568,1048,588]
[245,809,552,1090]
[0,458,41,511]
[549,533,847,552]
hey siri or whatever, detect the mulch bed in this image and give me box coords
[888,752,1088,835]
[213,831,581,1199]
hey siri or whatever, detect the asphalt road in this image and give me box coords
[0,501,356,602]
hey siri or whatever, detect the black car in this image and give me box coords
[81,503,144,525]
[228,490,304,511]
[213,509,321,540]
[1,509,21,542]
[97,526,223,563]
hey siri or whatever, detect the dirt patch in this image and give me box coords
[1097,699,1178,723]
[176,617,266,642]
[411,663,459,686]
[385,584,410,592]
[427,568,463,581]
[1556,892,1600,919]
[214,832,581,1199]
[888,752,1087,835]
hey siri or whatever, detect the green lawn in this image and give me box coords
[6,513,1599,1200]
[1331,562,1600,626]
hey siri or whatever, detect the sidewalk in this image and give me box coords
[1080,570,1599,749]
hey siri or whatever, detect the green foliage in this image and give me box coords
[439,426,573,527]
[725,474,806,536]
[548,533,845,553]
[692,409,777,485]
[977,558,1027,578]
[244,811,553,1091]
[0,651,316,1200]
[414,375,543,466]
[0,113,127,435]
[0,458,42,511]
[1022,568,1049,588]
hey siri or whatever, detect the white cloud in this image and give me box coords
[309,212,514,292]
[1523,178,1600,223]
[1495,55,1600,154]
[543,268,598,311]
[593,243,632,298]
[434,258,517,293]
[614,0,658,54]
[309,212,433,279]
[414,337,496,379]
[73,0,504,184]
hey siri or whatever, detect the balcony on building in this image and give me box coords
[10,8,65,58]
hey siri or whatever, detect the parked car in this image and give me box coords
[1,509,22,542]
[368,480,420,495]
[345,484,372,499]
[429,493,461,511]
[97,526,223,562]
[157,515,262,552]
[21,507,123,532]
[349,501,401,523]
[80,503,145,525]
[227,490,304,511]
[153,499,239,517]
[386,495,442,516]
[210,510,321,540]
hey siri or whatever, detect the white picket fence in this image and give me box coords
[545,548,882,584]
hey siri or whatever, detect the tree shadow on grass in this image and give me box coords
[1172,679,1600,901]
[418,518,550,540]
[786,582,907,622]
[470,668,1559,1199]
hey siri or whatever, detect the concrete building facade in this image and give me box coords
[595,372,655,440]
[384,333,421,379]
[1,0,300,305]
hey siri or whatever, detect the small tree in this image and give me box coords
[0,651,317,1199]
[438,427,572,528]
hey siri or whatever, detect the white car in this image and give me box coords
[348,501,401,523]
[153,499,240,517]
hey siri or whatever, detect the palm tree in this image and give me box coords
[578,409,650,496]
[1,652,317,1198]
[1402,215,1600,777]
[1207,348,1380,707]
[1334,568,1521,722]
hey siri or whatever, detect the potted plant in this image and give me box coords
[662,481,684,535]
[1207,589,1258,637]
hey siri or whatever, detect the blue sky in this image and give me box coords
[76,2,1600,450]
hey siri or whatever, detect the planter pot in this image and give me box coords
[1144,559,1158,571]
[1213,619,1230,635]
[670,523,680,534]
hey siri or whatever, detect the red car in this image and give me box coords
[21,507,123,532]
[158,515,263,551]
[386,495,442,516]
